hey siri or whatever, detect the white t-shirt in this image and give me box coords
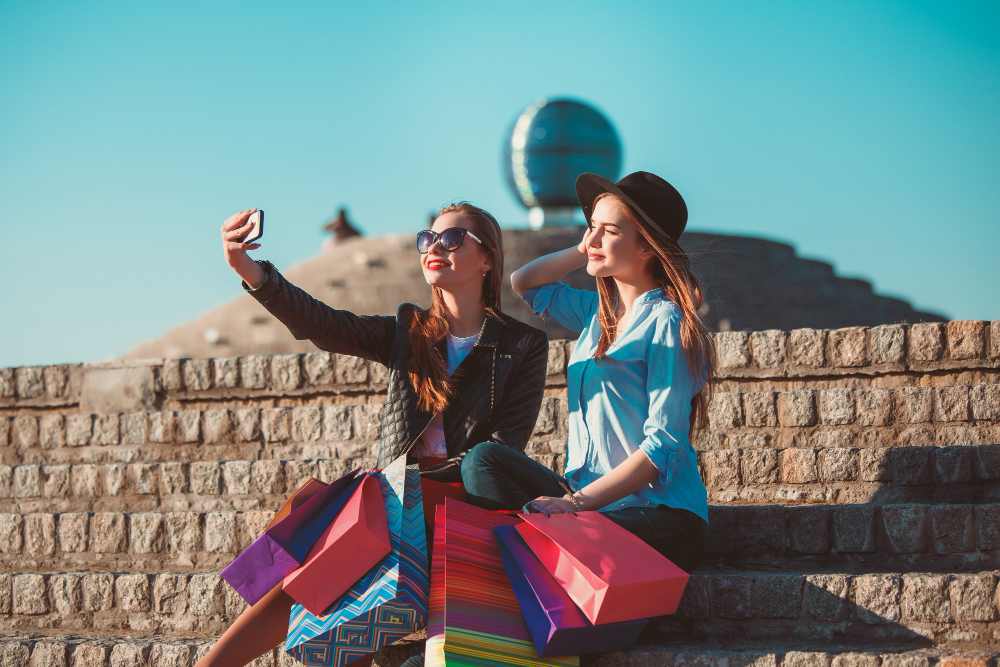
[411,332,478,459]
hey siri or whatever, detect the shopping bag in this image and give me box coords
[283,474,393,616]
[516,511,689,625]
[494,524,647,657]
[419,478,466,540]
[285,456,429,666]
[424,498,577,667]
[220,469,363,606]
[265,478,327,531]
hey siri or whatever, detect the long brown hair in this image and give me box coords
[592,193,717,432]
[407,202,504,413]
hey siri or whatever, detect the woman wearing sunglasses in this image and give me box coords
[461,171,717,574]
[205,202,549,667]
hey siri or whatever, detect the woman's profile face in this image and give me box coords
[420,211,493,290]
[584,197,652,279]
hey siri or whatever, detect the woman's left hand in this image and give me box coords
[524,495,577,517]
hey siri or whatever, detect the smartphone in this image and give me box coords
[238,210,264,244]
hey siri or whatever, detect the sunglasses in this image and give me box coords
[416,227,483,254]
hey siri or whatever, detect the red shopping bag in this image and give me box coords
[419,478,466,540]
[282,474,392,616]
[516,511,689,625]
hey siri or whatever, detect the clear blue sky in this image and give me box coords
[2,0,998,367]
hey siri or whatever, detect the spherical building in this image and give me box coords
[505,98,622,228]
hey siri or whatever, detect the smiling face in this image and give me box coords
[420,211,494,291]
[584,196,655,280]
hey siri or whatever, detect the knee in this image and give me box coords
[460,441,505,481]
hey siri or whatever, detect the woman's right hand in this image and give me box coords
[221,209,267,289]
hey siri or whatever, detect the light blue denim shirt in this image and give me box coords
[523,282,709,523]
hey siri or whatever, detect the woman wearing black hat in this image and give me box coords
[460,171,717,572]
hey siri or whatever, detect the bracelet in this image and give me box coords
[571,493,583,512]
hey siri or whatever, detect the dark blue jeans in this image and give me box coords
[460,441,707,573]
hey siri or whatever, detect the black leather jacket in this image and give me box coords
[242,260,549,481]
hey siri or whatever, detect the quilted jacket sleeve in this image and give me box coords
[242,260,396,366]
[488,328,549,452]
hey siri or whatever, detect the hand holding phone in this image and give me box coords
[237,210,264,244]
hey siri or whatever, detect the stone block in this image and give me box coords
[71,464,98,496]
[750,330,786,368]
[13,415,39,448]
[947,320,986,360]
[705,506,736,555]
[251,460,285,495]
[0,466,8,498]
[234,408,261,441]
[115,573,151,611]
[119,413,146,445]
[0,573,9,614]
[147,411,175,443]
[213,356,241,389]
[187,573,225,615]
[57,513,89,553]
[39,415,65,450]
[15,366,45,398]
[710,575,754,619]
[701,450,740,490]
[827,327,868,367]
[545,342,566,377]
[0,513,23,553]
[160,358,182,391]
[42,364,72,399]
[901,573,951,622]
[322,405,353,440]
[853,573,901,624]
[109,644,148,667]
[897,387,933,423]
[182,358,212,391]
[970,384,1000,420]
[992,320,1000,359]
[976,504,1000,550]
[708,393,742,429]
[819,388,855,425]
[202,409,234,444]
[223,460,252,495]
[935,446,972,484]
[856,389,893,426]
[780,448,817,484]
[752,573,803,619]
[177,410,201,443]
[241,355,269,389]
[908,323,944,362]
[14,464,41,498]
[190,462,221,495]
[49,573,82,614]
[0,367,12,398]
[24,513,56,556]
[804,573,850,621]
[161,462,188,494]
[284,461,319,491]
[733,505,784,553]
[949,573,998,621]
[129,463,157,495]
[149,645,189,667]
[28,642,67,667]
[930,505,976,554]
[82,573,114,611]
[880,504,927,554]
[205,511,237,553]
[741,449,778,484]
[271,354,302,390]
[870,324,906,364]
[789,328,825,367]
[817,448,857,482]
[64,413,93,447]
[354,404,383,442]
[129,513,165,554]
[104,463,126,496]
[91,413,119,446]
[166,512,202,556]
[891,447,932,486]
[13,573,48,614]
[901,426,934,448]
[292,407,322,441]
[674,575,709,619]
[302,351,335,385]
[0,644,31,667]
[368,361,389,386]
[783,653,831,667]
[72,645,109,667]
[262,408,291,442]
[777,390,817,427]
[42,465,70,498]
[152,573,188,614]
[975,445,1000,481]
[879,654,931,667]
[831,654,878,667]
[0,416,8,447]
[716,332,750,369]
[335,355,369,384]
[743,392,777,427]
[91,512,127,553]
[788,506,830,554]
[934,386,970,422]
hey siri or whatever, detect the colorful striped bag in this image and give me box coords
[425,498,578,666]
[284,457,428,666]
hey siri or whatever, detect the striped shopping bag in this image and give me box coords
[425,498,577,666]
[284,456,428,666]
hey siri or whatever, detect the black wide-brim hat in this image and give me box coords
[576,171,688,244]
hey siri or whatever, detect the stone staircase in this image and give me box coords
[1,320,999,666]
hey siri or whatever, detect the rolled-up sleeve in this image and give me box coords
[638,308,696,485]
[521,282,598,334]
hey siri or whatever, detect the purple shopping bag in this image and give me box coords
[494,524,648,657]
[221,468,363,606]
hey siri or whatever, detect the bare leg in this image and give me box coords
[195,584,293,667]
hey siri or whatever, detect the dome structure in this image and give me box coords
[504,98,622,228]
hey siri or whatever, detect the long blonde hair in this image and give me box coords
[592,193,717,432]
[407,202,504,413]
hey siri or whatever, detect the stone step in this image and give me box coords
[2,445,996,514]
[1,569,996,649]
[1,503,997,573]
